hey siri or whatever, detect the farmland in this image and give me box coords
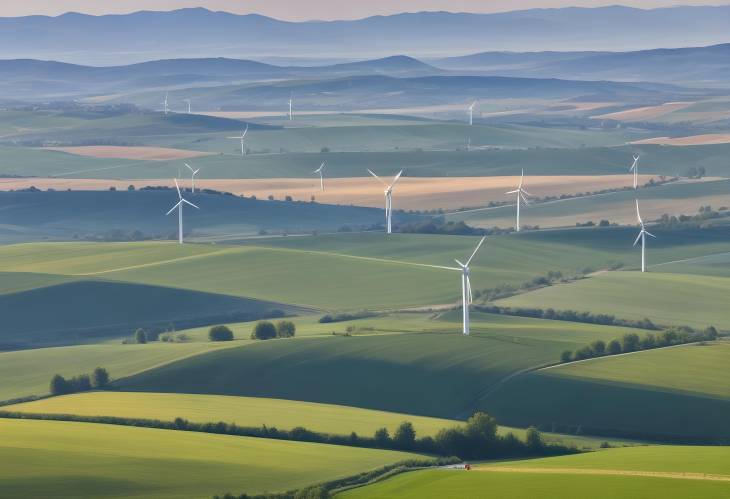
[0,419,421,499]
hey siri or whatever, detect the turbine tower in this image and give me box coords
[468,101,477,125]
[634,199,656,273]
[166,179,200,244]
[506,170,531,232]
[184,163,200,193]
[227,125,249,156]
[629,154,640,189]
[162,92,169,115]
[313,162,326,191]
[183,99,192,114]
[288,94,293,121]
[368,169,403,234]
[446,236,487,335]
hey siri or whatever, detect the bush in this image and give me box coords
[251,321,277,340]
[560,350,573,363]
[209,325,234,342]
[526,426,544,450]
[134,328,148,344]
[50,374,71,395]
[621,333,641,352]
[607,339,622,355]
[92,367,110,388]
[590,340,606,356]
[276,320,296,338]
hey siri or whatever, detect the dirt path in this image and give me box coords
[472,466,730,482]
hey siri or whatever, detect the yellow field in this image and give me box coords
[592,102,694,121]
[44,145,212,161]
[631,134,730,146]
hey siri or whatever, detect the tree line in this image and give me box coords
[50,367,109,396]
[561,326,719,363]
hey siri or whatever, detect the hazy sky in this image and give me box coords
[4,1,730,20]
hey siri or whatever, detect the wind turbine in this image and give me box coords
[313,162,326,191]
[633,199,656,273]
[445,236,487,336]
[162,92,169,115]
[629,154,640,189]
[468,101,477,125]
[184,163,200,193]
[506,170,531,232]
[288,94,293,121]
[183,99,192,114]
[368,169,403,234]
[227,125,249,156]
[166,179,199,244]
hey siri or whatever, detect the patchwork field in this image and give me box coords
[0,419,421,499]
[592,102,694,121]
[342,446,730,499]
[44,145,213,161]
[631,134,730,146]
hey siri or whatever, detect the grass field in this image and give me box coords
[0,342,238,402]
[498,271,730,330]
[0,419,421,499]
[342,446,730,499]
[114,312,633,419]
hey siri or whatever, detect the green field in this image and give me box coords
[342,446,730,499]
[114,312,632,419]
[0,342,237,402]
[498,271,730,330]
[0,419,421,499]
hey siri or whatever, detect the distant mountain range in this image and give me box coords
[1,6,730,64]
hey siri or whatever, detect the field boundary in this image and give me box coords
[473,465,730,482]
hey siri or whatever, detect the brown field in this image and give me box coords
[591,102,694,122]
[630,134,730,146]
[0,175,652,211]
[44,146,213,161]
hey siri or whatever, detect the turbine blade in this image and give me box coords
[635,199,642,224]
[166,200,182,215]
[174,178,181,198]
[520,192,529,205]
[368,169,388,186]
[241,125,248,139]
[519,169,524,188]
[390,170,404,188]
[185,163,194,173]
[645,231,656,238]
[182,199,200,209]
[506,189,519,194]
[454,259,465,267]
[466,275,473,304]
[633,231,642,246]
[466,236,487,266]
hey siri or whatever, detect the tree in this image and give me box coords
[621,333,640,352]
[607,339,622,355]
[704,326,719,340]
[209,325,234,342]
[70,374,92,392]
[465,412,497,444]
[276,320,296,338]
[393,421,416,450]
[590,340,606,356]
[50,374,71,395]
[374,427,390,447]
[526,426,544,450]
[560,350,573,363]
[251,321,277,340]
[92,367,110,388]
[134,328,148,344]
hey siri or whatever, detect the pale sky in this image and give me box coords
[3,1,730,20]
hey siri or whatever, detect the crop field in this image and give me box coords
[498,271,730,330]
[0,342,238,402]
[652,251,730,277]
[115,312,632,419]
[44,145,213,160]
[0,174,650,211]
[343,446,730,499]
[0,419,421,499]
[631,133,730,146]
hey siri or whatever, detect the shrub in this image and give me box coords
[92,367,110,388]
[526,426,544,450]
[590,340,606,356]
[607,339,622,355]
[251,321,277,340]
[134,328,148,344]
[50,374,71,395]
[276,320,296,338]
[209,325,234,342]
[621,333,641,352]
[560,350,573,363]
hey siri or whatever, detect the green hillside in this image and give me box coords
[0,342,237,402]
[498,271,730,330]
[481,341,730,441]
[342,446,730,499]
[115,312,631,419]
[0,419,421,499]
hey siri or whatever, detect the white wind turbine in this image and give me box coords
[184,163,200,193]
[166,178,199,244]
[227,125,249,156]
[634,199,656,273]
[468,101,477,125]
[162,92,169,115]
[313,162,326,191]
[506,169,531,232]
[183,98,192,114]
[368,169,403,234]
[288,94,293,121]
[629,154,640,189]
[445,236,487,335]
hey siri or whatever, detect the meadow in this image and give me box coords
[0,418,421,499]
